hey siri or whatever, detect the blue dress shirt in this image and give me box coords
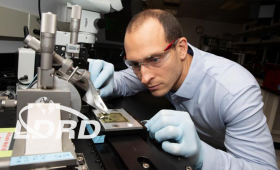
[113,44,278,170]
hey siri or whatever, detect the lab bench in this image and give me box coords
[0,92,197,170]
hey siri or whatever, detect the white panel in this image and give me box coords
[55,31,96,45]
[18,48,35,84]
[79,10,100,34]
[56,31,70,46]
[110,0,123,12]
[68,0,111,13]
[25,103,62,155]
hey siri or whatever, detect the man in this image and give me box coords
[88,9,278,169]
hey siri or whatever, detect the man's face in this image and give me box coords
[124,19,184,97]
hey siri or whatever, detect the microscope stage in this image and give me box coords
[93,108,144,132]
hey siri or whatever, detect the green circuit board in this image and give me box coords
[98,113,129,123]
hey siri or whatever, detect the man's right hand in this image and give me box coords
[88,59,114,98]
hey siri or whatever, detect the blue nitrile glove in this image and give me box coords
[145,110,204,169]
[88,59,114,98]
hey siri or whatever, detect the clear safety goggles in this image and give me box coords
[124,38,180,72]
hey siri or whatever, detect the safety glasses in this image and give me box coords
[124,38,180,72]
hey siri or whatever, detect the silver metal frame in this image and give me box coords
[93,108,143,131]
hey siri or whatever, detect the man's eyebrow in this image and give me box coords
[126,51,166,61]
[147,51,166,58]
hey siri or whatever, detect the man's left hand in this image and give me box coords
[145,109,204,169]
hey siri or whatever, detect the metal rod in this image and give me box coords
[67,66,79,82]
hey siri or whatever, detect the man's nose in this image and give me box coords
[140,64,154,85]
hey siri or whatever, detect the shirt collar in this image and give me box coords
[170,43,205,99]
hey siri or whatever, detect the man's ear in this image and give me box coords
[177,37,188,60]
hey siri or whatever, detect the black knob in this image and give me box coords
[23,26,29,38]
[33,29,40,36]
[94,18,106,29]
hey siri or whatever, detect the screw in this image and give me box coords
[142,162,150,169]
[78,156,84,162]
[186,166,192,170]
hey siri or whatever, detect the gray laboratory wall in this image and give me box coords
[0,0,242,53]
[0,0,143,53]
[178,17,243,48]
[0,0,67,21]
[0,41,24,53]
[0,0,67,53]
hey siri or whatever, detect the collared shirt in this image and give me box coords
[113,44,278,170]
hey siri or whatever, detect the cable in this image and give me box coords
[36,18,41,25]
[18,75,30,85]
[0,78,17,82]
[0,67,14,73]
[0,73,15,78]
[0,68,16,81]
[27,80,37,89]
[0,68,15,77]
[38,0,41,21]
[19,75,28,81]
[18,80,29,85]
[27,74,37,89]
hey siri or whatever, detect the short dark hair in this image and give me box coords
[126,9,183,43]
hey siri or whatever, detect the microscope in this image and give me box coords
[0,1,118,169]
[0,1,145,169]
